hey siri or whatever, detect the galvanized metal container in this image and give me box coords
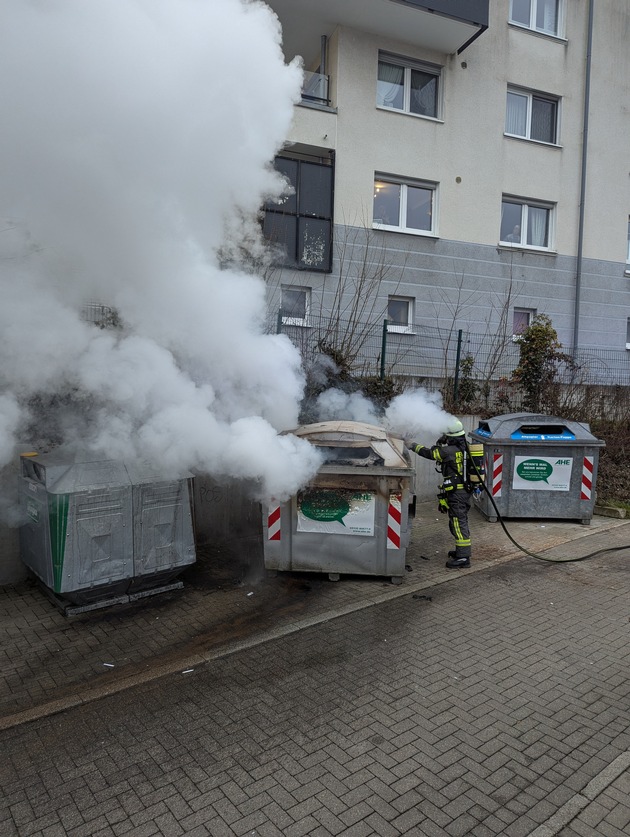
[125,461,197,594]
[470,413,605,524]
[263,421,415,583]
[19,453,196,607]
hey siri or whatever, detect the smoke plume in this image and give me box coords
[315,387,456,444]
[0,0,324,502]
[384,390,455,441]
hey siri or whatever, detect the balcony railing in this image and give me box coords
[301,71,330,106]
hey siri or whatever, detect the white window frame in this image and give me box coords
[500,197,555,251]
[513,308,536,339]
[376,52,442,120]
[626,317,630,350]
[626,215,630,275]
[505,86,560,145]
[387,296,415,334]
[373,175,438,236]
[509,0,564,38]
[281,285,310,327]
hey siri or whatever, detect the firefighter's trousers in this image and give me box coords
[447,490,472,559]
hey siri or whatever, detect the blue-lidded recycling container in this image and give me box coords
[470,413,605,525]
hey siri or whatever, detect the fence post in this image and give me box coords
[380,320,388,380]
[453,329,463,403]
[276,309,283,334]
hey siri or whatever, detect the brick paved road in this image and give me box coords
[2,547,630,837]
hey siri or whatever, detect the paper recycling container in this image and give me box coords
[19,452,196,608]
[470,413,605,524]
[262,421,415,584]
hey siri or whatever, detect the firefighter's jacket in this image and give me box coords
[410,438,469,492]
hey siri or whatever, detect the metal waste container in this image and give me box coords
[262,421,415,584]
[19,452,196,610]
[125,461,197,594]
[470,413,605,524]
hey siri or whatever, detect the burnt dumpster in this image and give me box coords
[19,452,196,612]
[470,413,605,524]
[262,421,415,584]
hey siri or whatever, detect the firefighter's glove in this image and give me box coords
[407,442,423,453]
[438,498,449,515]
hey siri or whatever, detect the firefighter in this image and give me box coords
[407,418,473,569]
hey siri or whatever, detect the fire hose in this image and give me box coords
[467,443,630,564]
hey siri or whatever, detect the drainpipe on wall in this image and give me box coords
[572,0,594,353]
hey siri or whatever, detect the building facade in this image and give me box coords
[263,0,630,352]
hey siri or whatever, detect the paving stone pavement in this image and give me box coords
[1,503,630,836]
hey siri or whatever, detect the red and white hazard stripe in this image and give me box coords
[387,493,402,550]
[267,504,281,540]
[580,456,594,500]
[491,453,503,498]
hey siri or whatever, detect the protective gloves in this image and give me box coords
[438,497,449,514]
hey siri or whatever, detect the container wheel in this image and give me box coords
[328,573,340,582]
[391,576,403,585]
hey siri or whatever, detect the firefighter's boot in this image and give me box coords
[446,552,470,569]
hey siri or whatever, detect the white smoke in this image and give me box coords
[315,389,380,425]
[0,0,324,502]
[314,386,456,445]
[384,389,454,442]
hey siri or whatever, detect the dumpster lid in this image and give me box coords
[20,451,194,491]
[472,413,604,445]
[288,421,409,469]
[20,452,131,492]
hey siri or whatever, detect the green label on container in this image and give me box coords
[516,459,553,483]
[48,494,69,592]
[300,490,350,525]
[297,489,376,536]
[513,456,572,492]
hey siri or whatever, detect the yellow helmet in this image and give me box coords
[445,418,465,437]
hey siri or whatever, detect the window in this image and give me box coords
[513,308,535,337]
[263,153,333,272]
[374,176,437,234]
[510,0,562,37]
[506,87,559,144]
[500,198,553,249]
[387,296,414,333]
[377,53,440,119]
[626,216,630,273]
[281,285,310,326]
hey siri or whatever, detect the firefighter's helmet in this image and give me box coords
[445,418,465,437]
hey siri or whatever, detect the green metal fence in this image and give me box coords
[272,310,630,402]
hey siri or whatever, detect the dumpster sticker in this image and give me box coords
[512,456,573,492]
[491,453,503,498]
[48,493,69,593]
[26,498,39,523]
[580,456,594,500]
[387,493,402,549]
[267,504,281,540]
[297,489,376,536]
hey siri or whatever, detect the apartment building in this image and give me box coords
[263,0,630,352]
